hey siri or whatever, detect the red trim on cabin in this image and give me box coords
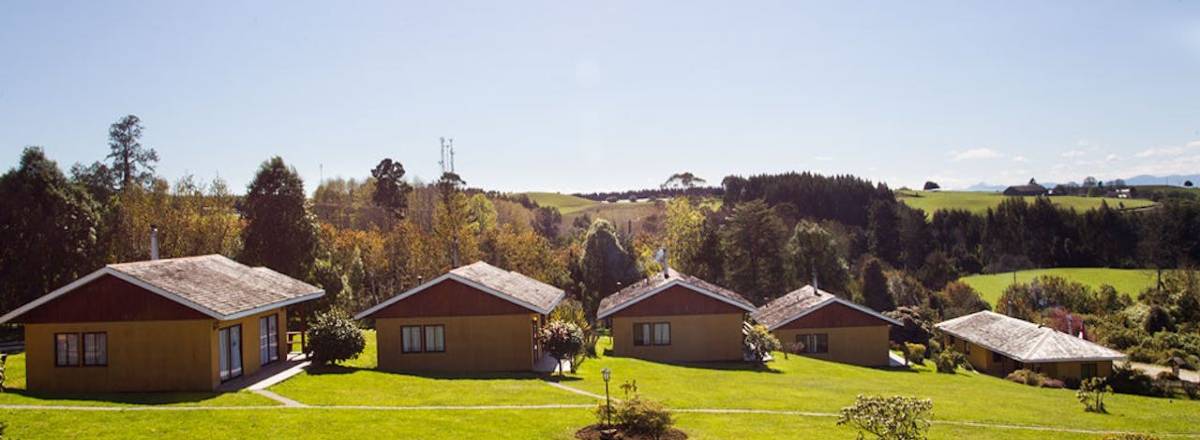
[609,285,745,317]
[367,279,534,318]
[776,302,892,329]
[13,275,210,323]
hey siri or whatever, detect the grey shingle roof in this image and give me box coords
[935,311,1125,363]
[449,261,565,312]
[597,268,756,319]
[752,285,901,330]
[108,254,323,317]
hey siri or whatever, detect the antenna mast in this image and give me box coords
[439,137,456,174]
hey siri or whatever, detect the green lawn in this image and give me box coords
[959,268,1161,305]
[269,331,595,406]
[0,351,274,407]
[897,190,1155,216]
[559,338,1200,437]
[519,192,598,214]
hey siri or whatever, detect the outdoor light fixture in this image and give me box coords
[601,367,613,427]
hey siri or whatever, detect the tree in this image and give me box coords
[1077,377,1111,413]
[785,220,849,293]
[884,306,934,346]
[923,181,940,191]
[306,310,366,366]
[0,148,100,313]
[867,200,900,265]
[664,198,706,273]
[106,114,159,190]
[936,282,990,320]
[744,324,781,365]
[70,161,117,203]
[578,219,639,323]
[837,395,933,440]
[240,157,318,279]
[860,257,894,312]
[661,172,707,190]
[369,158,412,220]
[1186,180,1194,188]
[722,200,787,304]
[537,320,584,376]
[531,206,562,239]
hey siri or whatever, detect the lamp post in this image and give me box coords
[601,367,612,427]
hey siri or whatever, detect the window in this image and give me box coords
[401,325,446,353]
[55,333,80,366]
[83,332,107,366]
[633,323,670,346]
[424,325,445,352]
[259,314,279,365]
[1081,362,1098,379]
[795,333,829,354]
[402,326,423,353]
[218,325,243,381]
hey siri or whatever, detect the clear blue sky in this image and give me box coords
[2,1,1199,193]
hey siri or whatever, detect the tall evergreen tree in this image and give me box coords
[785,219,849,293]
[722,200,787,304]
[859,257,893,312]
[370,158,412,221]
[0,147,100,312]
[867,199,900,265]
[106,114,159,190]
[578,219,639,323]
[240,157,318,279]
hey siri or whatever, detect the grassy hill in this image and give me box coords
[897,190,1155,216]
[519,192,598,214]
[959,268,1161,305]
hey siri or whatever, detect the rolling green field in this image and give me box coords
[518,192,600,214]
[3,333,1197,438]
[897,190,1155,216]
[959,268,1160,305]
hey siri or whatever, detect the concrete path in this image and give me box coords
[217,353,311,392]
[1127,361,1200,383]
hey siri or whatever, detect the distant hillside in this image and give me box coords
[959,268,1161,306]
[963,182,1005,192]
[518,192,597,214]
[896,190,1155,216]
[1124,174,1200,187]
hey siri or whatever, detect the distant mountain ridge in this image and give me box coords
[960,174,1199,192]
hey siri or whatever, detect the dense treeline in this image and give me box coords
[573,186,722,203]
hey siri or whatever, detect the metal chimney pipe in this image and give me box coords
[150,225,160,260]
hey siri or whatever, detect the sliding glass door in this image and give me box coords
[218,325,243,381]
[259,314,279,365]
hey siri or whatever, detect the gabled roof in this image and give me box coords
[355,261,565,319]
[751,285,901,330]
[0,255,324,323]
[935,311,1125,363]
[596,268,756,320]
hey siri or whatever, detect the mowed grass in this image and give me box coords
[519,192,598,214]
[0,351,274,407]
[0,408,1110,440]
[897,190,1155,216]
[559,338,1200,437]
[269,330,595,406]
[959,268,1161,306]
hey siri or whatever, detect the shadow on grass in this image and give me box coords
[603,355,785,374]
[0,389,234,406]
[304,363,571,382]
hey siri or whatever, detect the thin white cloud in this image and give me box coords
[1061,150,1086,158]
[1106,154,1119,162]
[1012,155,1028,162]
[950,148,1002,161]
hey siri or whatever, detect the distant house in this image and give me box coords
[355,261,565,372]
[935,311,1125,381]
[0,255,323,392]
[1003,183,1048,196]
[752,285,900,366]
[598,268,756,362]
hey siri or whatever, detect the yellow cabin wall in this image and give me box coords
[610,313,744,362]
[25,307,289,392]
[772,325,891,366]
[375,314,537,372]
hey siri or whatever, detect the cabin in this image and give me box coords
[936,311,1125,382]
[0,255,323,393]
[752,285,900,366]
[598,268,756,362]
[1002,183,1048,196]
[355,261,565,372]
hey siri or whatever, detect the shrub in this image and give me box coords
[594,379,675,437]
[306,310,366,366]
[1077,377,1112,413]
[903,343,926,367]
[837,394,933,440]
[1005,369,1045,386]
[935,350,968,373]
[0,353,7,392]
[1101,434,1160,440]
[537,320,584,376]
[1107,364,1163,397]
[745,324,781,364]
